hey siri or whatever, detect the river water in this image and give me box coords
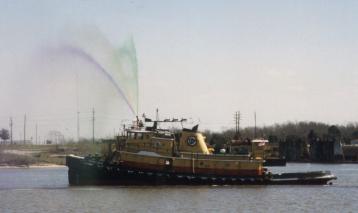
[0,163,357,213]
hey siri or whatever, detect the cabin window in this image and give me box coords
[129,133,136,139]
[137,133,143,140]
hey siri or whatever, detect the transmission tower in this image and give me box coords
[234,111,241,138]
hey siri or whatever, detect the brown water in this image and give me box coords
[0,164,357,213]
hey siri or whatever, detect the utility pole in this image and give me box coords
[35,123,38,145]
[9,117,13,144]
[24,114,26,144]
[92,108,95,144]
[76,71,80,142]
[254,111,257,138]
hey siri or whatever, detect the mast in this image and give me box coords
[254,111,257,138]
[156,108,159,122]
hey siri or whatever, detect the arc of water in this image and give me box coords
[119,37,139,115]
[62,45,136,115]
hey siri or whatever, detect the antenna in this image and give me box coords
[156,108,159,129]
[77,111,80,142]
[156,108,159,122]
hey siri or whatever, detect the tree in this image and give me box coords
[0,128,10,143]
[351,130,358,139]
[307,129,317,141]
[328,125,341,138]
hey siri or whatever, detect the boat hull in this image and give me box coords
[66,155,336,186]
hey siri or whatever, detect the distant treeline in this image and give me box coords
[203,121,358,146]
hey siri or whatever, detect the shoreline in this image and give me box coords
[0,163,66,169]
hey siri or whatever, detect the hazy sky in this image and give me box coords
[0,0,357,141]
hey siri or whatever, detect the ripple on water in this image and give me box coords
[0,164,358,212]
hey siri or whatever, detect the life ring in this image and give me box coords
[187,137,197,146]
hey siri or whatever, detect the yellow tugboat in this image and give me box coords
[114,123,263,177]
[66,118,336,185]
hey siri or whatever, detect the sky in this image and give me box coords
[0,0,357,142]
